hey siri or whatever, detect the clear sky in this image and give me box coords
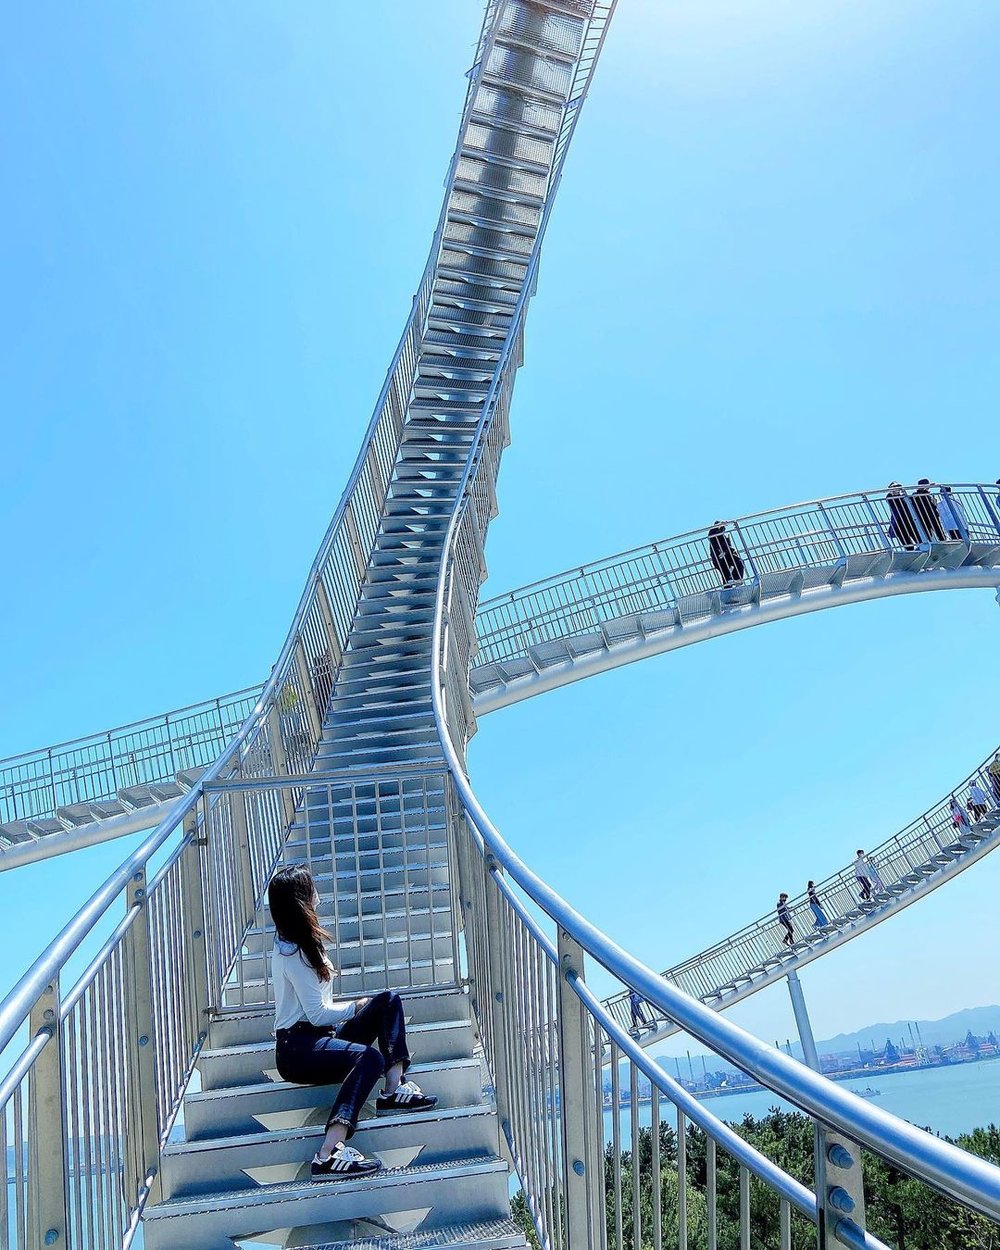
[2,2,999,1058]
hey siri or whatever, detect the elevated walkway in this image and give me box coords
[603,752,1000,1041]
[471,485,1000,710]
[5,486,997,870]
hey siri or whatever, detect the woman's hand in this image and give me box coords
[354,996,371,1013]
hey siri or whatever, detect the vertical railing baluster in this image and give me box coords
[677,1107,688,1250]
[707,1137,717,1250]
[739,1165,750,1250]
[556,927,600,1250]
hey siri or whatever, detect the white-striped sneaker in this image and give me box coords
[376,1079,438,1114]
[311,1142,383,1181]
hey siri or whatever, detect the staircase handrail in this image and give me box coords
[434,475,1000,1220]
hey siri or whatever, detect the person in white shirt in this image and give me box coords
[269,866,437,1181]
[968,782,989,823]
[854,850,874,902]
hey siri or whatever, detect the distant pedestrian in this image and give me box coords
[988,754,1000,806]
[913,479,946,542]
[807,881,829,929]
[967,782,989,823]
[950,795,970,832]
[707,522,746,588]
[936,486,969,542]
[854,850,874,902]
[885,484,920,549]
[776,893,795,947]
[629,989,649,1034]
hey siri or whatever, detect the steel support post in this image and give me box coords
[557,927,601,1250]
[180,809,210,1043]
[482,857,513,1138]
[294,641,323,745]
[123,866,162,1206]
[230,788,257,931]
[265,706,296,827]
[26,978,68,1249]
[314,578,343,669]
[786,970,866,1247]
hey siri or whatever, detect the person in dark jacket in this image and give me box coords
[629,989,649,1034]
[913,479,946,541]
[776,894,795,947]
[708,522,745,587]
[885,483,920,548]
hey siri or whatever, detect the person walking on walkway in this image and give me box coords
[913,479,946,542]
[937,486,969,542]
[807,881,829,928]
[854,850,874,902]
[949,795,971,835]
[968,781,990,823]
[269,866,437,1181]
[629,989,650,1034]
[885,483,920,549]
[989,753,1000,806]
[708,521,746,588]
[776,893,795,947]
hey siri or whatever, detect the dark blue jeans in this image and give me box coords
[274,991,411,1136]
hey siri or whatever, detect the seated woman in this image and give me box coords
[268,865,437,1181]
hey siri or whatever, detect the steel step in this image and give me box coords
[161,1101,500,1200]
[182,1057,484,1141]
[142,1156,510,1250]
[290,1215,526,1250]
[208,989,470,1050]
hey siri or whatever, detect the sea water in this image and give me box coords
[603,1054,1000,1150]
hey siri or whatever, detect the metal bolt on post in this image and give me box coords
[26,979,69,1249]
[556,927,601,1250]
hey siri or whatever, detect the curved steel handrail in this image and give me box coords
[488,861,890,1249]
[432,476,1000,1219]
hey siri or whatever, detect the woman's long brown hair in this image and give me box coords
[267,866,335,982]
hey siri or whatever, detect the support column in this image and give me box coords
[786,970,866,1248]
[26,978,68,1249]
[180,808,210,1042]
[123,866,162,1206]
[557,927,601,1250]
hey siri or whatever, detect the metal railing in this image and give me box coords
[603,746,1000,1030]
[0,70,449,1244]
[433,348,1000,1246]
[0,0,617,1239]
[475,483,1000,669]
[0,688,262,830]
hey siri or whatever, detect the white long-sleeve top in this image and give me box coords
[272,938,358,1032]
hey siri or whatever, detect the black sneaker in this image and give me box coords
[311,1143,383,1181]
[376,1079,438,1115]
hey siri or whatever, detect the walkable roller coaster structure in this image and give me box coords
[3,4,999,1249]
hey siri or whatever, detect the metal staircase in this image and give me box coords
[142,988,515,1250]
[6,4,1000,1250]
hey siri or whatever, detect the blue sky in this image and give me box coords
[2,2,999,1056]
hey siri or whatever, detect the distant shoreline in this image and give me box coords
[606,1051,1000,1109]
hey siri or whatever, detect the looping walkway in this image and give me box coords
[603,745,1000,1042]
[471,483,1000,710]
